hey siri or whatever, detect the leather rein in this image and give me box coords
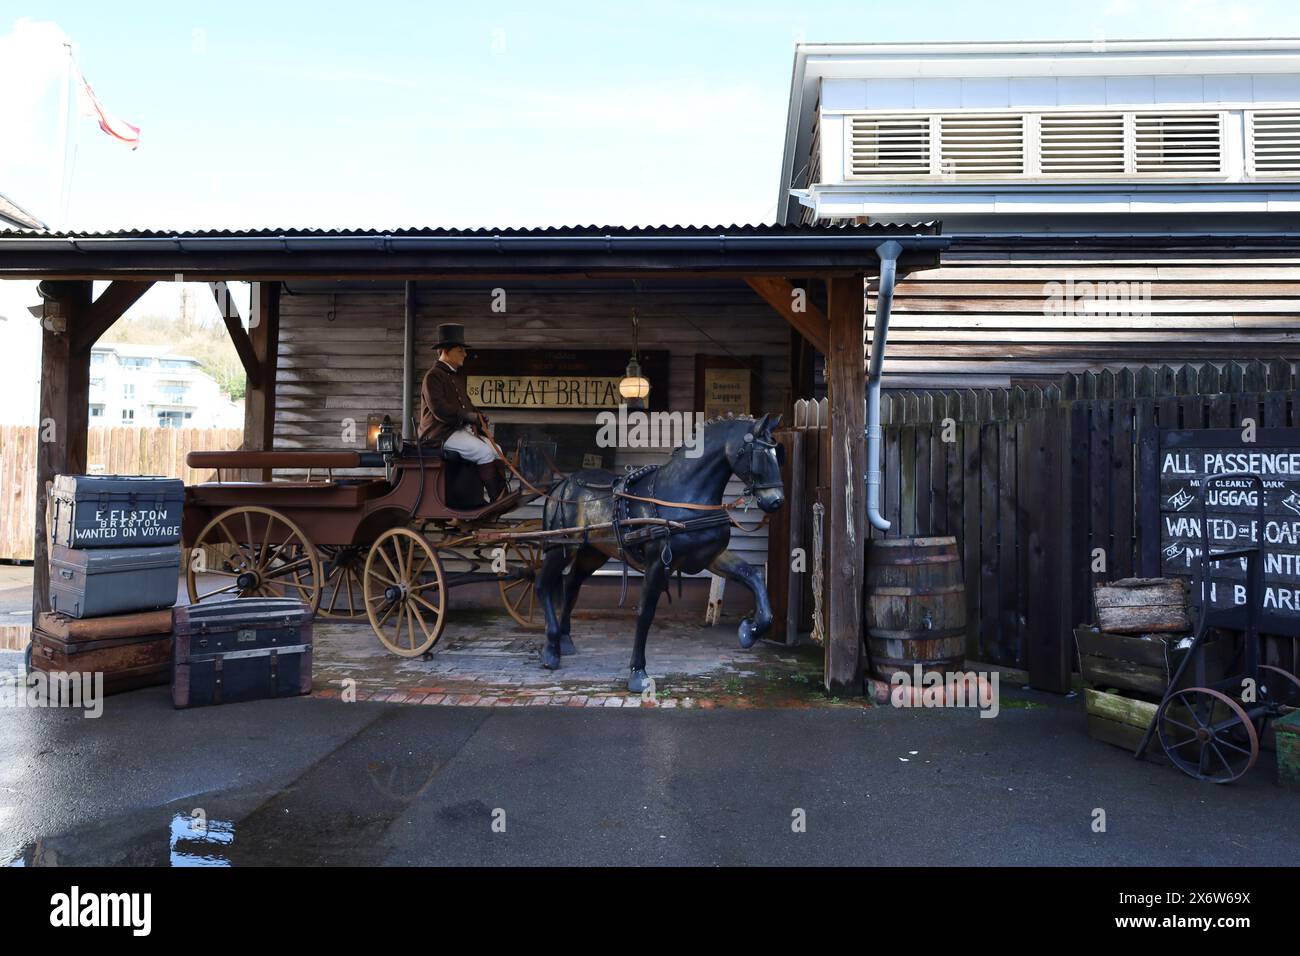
[477,413,772,532]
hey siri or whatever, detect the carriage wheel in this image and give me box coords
[1259,664,1300,709]
[309,545,369,618]
[186,506,322,613]
[1157,686,1259,784]
[497,538,543,630]
[364,528,446,658]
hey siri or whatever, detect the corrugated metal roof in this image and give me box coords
[0,221,939,240]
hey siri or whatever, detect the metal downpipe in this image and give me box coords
[866,240,901,532]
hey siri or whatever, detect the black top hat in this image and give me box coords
[433,323,469,350]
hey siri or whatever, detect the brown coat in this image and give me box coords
[419,360,477,444]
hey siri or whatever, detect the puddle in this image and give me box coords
[169,811,235,866]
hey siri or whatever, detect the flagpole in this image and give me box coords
[52,41,72,231]
[62,43,83,227]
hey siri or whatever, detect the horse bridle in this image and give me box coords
[733,432,784,496]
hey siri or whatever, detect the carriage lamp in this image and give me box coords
[618,305,650,409]
[374,415,399,455]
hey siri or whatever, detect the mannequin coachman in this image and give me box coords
[417,323,510,503]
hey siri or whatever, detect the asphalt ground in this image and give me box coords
[3,683,1298,866]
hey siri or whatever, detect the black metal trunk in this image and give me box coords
[171,598,313,709]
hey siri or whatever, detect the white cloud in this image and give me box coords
[0,18,70,217]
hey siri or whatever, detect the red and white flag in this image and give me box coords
[74,65,140,150]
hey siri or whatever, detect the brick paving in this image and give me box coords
[310,608,852,710]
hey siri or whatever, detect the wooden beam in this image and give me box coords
[402,281,416,440]
[208,281,261,389]
[32,282,93,623]
[71,280,153,353]
[243,282,280,481]
[825,274,867,695]
[744,276,829,356]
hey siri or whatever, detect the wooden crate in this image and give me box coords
[1075,625,1233,698]
[1084,687,1168,765]
[1094,577,1190,634]
[1277,710,1300,790]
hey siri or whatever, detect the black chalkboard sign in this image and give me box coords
[1157,427,1300,637]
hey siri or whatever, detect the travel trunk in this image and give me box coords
[30,627,172,696]
[51,474,186,549]
[49,544,181,619]
[172,598,314,709]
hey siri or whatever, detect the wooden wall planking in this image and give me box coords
[869,239,1300,388]
[274,283,795,570]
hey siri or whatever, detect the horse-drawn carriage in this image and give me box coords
[181,413,786,688]
[182,420,551,658]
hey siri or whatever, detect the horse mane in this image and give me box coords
[661,413,760,464]
[700,412,758,428]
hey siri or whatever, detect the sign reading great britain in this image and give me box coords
[1158,427,1300,637]
[462,348,669,411]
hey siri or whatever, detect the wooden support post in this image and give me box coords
[824,274,867,695]
[785,428,806,645]
[402,281,416,440]
[243,281,281,481]
[32,281,93,622]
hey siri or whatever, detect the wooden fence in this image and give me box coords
[0,425,242,561]
[771,360,1300,693]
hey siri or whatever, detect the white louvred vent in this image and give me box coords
[1248,110,1300,177]
[1133,112,1222,173]
[848,115,932,177]
[840,109,1229,181]
[1039,113,1125,175]
[937,114,1025,175]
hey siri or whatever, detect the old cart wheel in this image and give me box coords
[1157,686,1259,784]
[186,506,322,613]
[364,528,446,658]
[1259,664,1300,709]
[497,537,543,630]
[310,545,369,619]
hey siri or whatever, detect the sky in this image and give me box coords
[4,0,1300,233]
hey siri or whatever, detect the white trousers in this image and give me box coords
[443,425,500,465]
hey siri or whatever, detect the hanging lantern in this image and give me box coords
[617,301,650,406]
[618,357,650,401]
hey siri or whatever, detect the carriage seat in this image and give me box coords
[187,449,388,471]
[186,477,389,510]
[398,440,468,463]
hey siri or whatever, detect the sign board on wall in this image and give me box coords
[1157,428,1300,637]
[461,349,669,410]
[702,368,751,419]
[694,354,760,417]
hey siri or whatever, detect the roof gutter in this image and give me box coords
[0,232,948,256]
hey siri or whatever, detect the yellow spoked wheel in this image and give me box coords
[311,545,369,618]
[497,537,543,630]
[186,506,322,612]
[364,528,447,658]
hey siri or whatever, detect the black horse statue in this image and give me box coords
[535,412,785,692]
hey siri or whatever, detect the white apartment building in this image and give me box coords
[89,343,243,429]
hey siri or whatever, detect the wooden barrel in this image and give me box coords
[864,536,967,681]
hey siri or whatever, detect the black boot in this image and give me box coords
[478,462,507,502]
